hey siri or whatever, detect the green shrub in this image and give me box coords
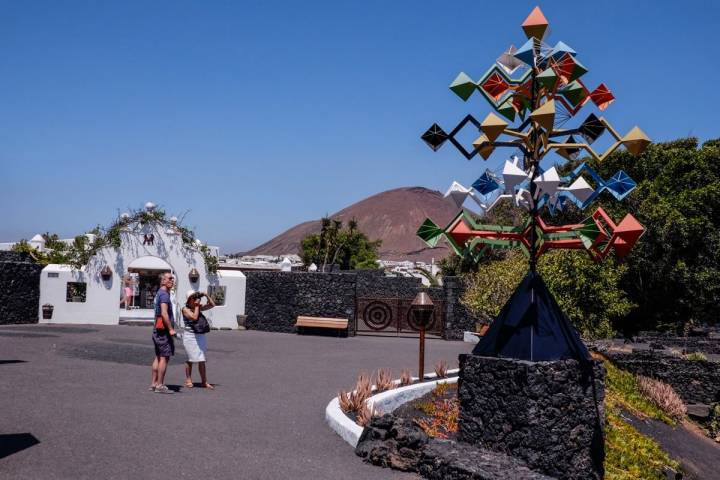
[462,250,633,339]
[707,403,720,442]
[601,355,673,424]
[683,351,707,361]
[605,409,680,480]
[602,356,680,479]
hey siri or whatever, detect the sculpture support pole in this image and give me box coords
[528,43,539,275]
[527,49,539,361]
[418,325,426,380]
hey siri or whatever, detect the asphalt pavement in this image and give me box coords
[0,324,471,480]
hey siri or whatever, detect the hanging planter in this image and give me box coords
[100,266,113,281]
[188,268,200,283]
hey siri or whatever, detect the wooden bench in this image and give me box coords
[295,316,348,337]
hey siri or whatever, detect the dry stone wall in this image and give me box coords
[635,331,720,355]
[458,355,605,480]
[605,350,720,404]
[244,270,478,339]
[244,271,357,334]
[0,252,43,325]
[442,276,475,340]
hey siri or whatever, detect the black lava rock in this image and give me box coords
[0,252,43,325]
[458,355,605,480]
[356,413,553,479]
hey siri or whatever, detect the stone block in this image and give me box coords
[0,252,43,325]
[458,355,605,480]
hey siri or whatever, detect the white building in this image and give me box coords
[219,254,303,272]
[30,204,245,329]
[378,259,442,286]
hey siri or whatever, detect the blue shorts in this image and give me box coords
[152,331,175,358]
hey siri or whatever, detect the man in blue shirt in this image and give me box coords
[150,272,177,393]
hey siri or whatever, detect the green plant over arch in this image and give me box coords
[12,206,218,273]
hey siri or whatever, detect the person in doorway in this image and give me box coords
[150,272,176,394]
[122,276,133,310]
[181,290,215,389]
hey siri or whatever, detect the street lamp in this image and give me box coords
[410,291,434,381]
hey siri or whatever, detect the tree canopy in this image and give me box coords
[300,218,380,270]
[463,250,632,339]
[590,137,720,332]
[458,137,720,336]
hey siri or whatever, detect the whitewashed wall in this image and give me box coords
[39,264,119,325]
[38,223,245,328]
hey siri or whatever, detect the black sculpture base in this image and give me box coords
[473,271,590,362]
[458,354,605,480]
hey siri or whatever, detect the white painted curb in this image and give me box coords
[325,397,365,447]
[325,369,459,448]
[463,331,480,344]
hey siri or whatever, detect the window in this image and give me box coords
[208,285,226,306]
[66,282,87,302]
[48,272,59,278]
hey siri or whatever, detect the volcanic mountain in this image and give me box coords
[246,187,458,262]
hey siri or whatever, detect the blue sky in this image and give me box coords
[1,0,718,253]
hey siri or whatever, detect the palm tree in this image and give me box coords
[348,218,358,234]
[322,218,341,271]
[316,216,331,265]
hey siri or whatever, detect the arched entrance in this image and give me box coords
[121,256,173,319]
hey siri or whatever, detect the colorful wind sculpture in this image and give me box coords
[418,7,651,361]
[418,6,649,268]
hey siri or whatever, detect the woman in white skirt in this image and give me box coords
[181,289,215,389]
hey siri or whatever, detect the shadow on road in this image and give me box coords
[0,433,40,460]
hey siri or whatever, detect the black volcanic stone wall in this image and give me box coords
[442,276,476,341]
[356,270,425,298]
[605,350,720,404]
[635,332,720,355]
[244,270,478,339]
[458,355,605,480]
[0,252,43,325]
[244,271,357,334]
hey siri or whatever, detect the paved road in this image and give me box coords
[624,413,720,480]
[0,325,471,480]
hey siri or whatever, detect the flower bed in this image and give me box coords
[325,368,458,448]
[393,383,459,440]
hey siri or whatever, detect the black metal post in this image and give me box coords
[419,325,426,380]
[528,40,540,274]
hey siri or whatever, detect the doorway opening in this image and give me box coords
[120,256,173,320]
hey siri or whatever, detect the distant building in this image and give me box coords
[378,259,441,286]
[218,254,303,273]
